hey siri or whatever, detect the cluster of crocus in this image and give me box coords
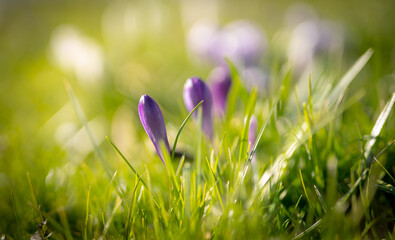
[138,76,216,161]
[139,75,259,163]
[187,20,269,95]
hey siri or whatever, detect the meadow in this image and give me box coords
[0,0,394,239]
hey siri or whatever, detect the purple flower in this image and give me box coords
[287,20,343,74]
[183,77,213,139]
[209,65,232,117]
[138,95,171,162]
[248,115,257,149]
[208,20,267,66]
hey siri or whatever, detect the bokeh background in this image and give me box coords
[0,0,394,236]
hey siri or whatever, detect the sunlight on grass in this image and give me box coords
[0,1,394,239]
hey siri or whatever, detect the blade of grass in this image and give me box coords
[125,176,142,240]
[299,170,311,207]
[175,155,185,178]
[313,185,327,213]
[103,197,123,237]
[294,86,303,124]
[171,100,204,161]
[237,88,257,174]
[373,156,395,184]
[105,171,118,213]
[146,170,162,239]
[64,80,111,177]
[247,97,279,163]
[162,143,183,203]
[11,193,23,240]
[364,92,395,163]
[291,219,322,240]
[308,73,313,117]
[376,180,395,196]
[196,107,203,194]
[84,186,91,240]
[251,91,365,206]
[105,136,160,207]
[57,207,73,240]
[27,172,43,221]
[329,49,373,107]
[204,156,224,211]
[348,93,395,225]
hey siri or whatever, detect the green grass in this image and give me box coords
[1,2,395,239]
[4,49,395,239]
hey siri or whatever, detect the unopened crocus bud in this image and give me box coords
[209,65,232,117]
[138,95,171,163]
[183,77,213,139]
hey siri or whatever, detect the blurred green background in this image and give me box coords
[0,0,394,236]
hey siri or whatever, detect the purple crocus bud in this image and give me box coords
[138,95,171,163]
[183,77,213,139]
[248,115,257,151]
[209,65,232,117]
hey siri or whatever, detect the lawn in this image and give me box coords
[0,0,394,239]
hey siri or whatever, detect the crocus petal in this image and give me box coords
[183,77,213,139]
[209,65,232,117]
[138,95,170,162]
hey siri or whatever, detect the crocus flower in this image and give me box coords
[186,20,218,65]
[183,77,213,139]
[287,19,343,74]
[208,20,267,66]
[186,20,267,67]
[138,95,171,163]
[208,65,232,117]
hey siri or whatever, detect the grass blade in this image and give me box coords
[84,186,91,240]
[364,92,395,162]
[106,136,160,207]
[103,197,122,237]
[64,80,111,177]
[11,193,23,240]
[237,88,257,177]
[328,49,373,107]
[27,172,43,221]
[247,97,279,163]
[171,100,204,161]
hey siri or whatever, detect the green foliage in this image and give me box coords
[1,1,395,239]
